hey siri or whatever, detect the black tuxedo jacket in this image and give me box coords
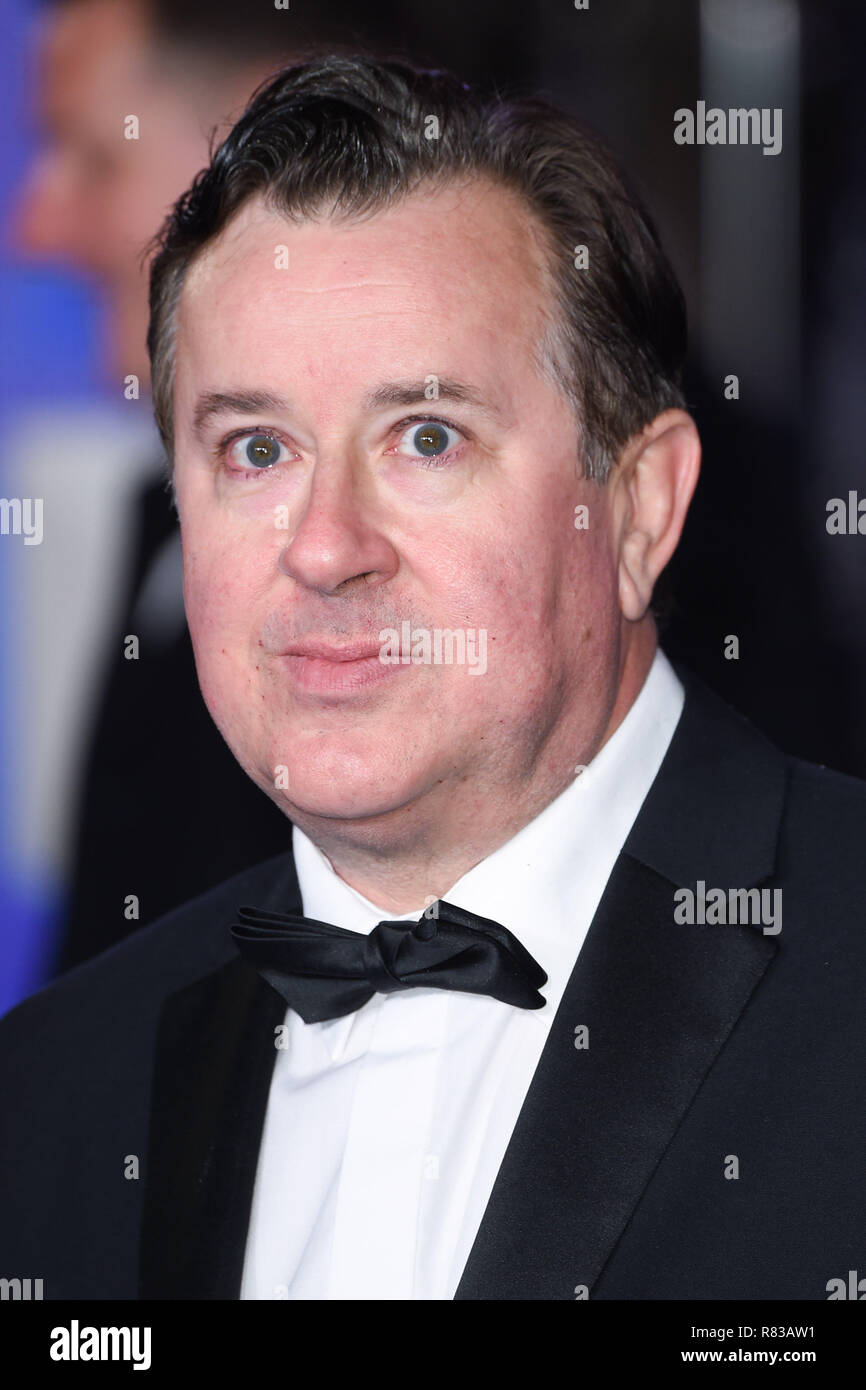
[2,666,865,1300]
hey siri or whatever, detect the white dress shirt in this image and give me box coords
[240,648,684,1300]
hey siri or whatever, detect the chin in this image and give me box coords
[274,784,411,826]
[268,754,429,826]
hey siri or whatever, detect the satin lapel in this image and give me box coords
[138,956,287,1299]
[454,850,778,1300]
[139,852,302,1299]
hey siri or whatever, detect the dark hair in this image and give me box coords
[147,54,687,481]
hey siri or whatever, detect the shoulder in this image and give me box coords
[679,662,866,935]
[0,848,296,1059]
[646,660,866,905]
[673,660,866,837]
[777,756,866,901]
[784,753,866,823]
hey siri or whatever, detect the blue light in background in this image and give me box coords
[0,0,107,1013]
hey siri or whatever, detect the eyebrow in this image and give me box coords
[191,378,506,439]
[192,390,289,439]
[363,378,506,422]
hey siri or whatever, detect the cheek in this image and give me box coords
[181,516,265,653]
[558,529,622,665]
[484,511,620,699]
[492,504,614,629]
[181,542,265,737]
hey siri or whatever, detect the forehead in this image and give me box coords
[175,180,558,404]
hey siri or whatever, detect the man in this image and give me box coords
[1,55,864,1301]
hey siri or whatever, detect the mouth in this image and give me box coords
[277,637,406,698]
[283,640,385,662]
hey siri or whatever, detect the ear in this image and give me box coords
[610,409,701,622]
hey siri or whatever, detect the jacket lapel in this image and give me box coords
[138,856,301,1299]
[455,669,787,1299]
[454,852,777,1299]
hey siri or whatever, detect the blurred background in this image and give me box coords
[1,0,864,1012]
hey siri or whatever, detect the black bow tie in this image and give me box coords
[229,900,547,1023]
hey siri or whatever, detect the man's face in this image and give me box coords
[172,181,624,834]
[15,0,249,381]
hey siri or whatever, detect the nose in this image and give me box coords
[277,460,399,597]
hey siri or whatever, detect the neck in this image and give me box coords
[293,623,658,914]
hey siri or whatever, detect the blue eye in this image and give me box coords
[228,432,287,470]
[398,420,461,460]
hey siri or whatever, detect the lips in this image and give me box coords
[282,639,384,662]
[277,636,402,698]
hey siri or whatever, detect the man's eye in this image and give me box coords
[227,433,289,471]
[396,420,461,461]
